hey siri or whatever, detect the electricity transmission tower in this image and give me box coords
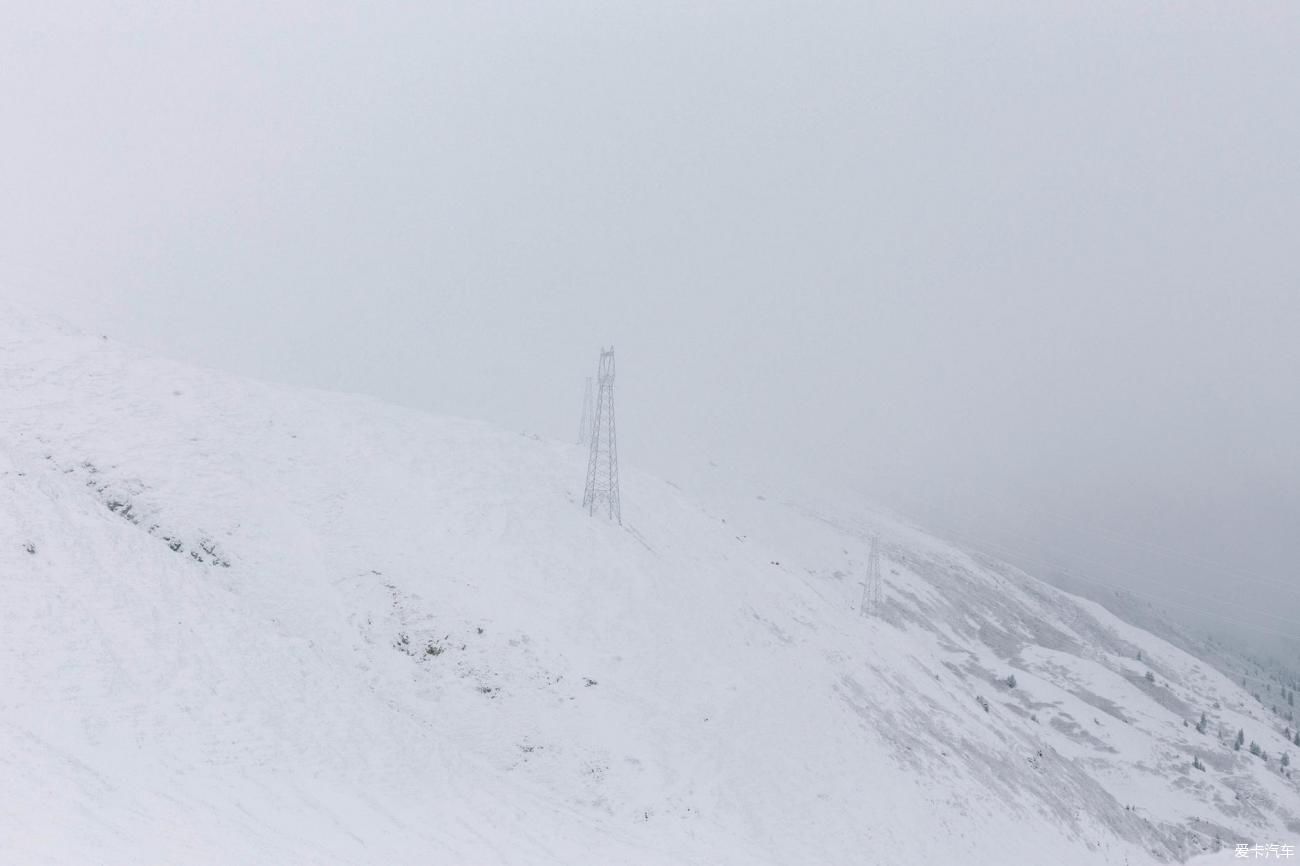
[860,535,882,616]
[582,347,621,524]
[577,377,594,444]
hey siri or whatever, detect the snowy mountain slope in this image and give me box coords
[1040,567,1300,724]
[710,495,1300,839]
[0,306,1295,865]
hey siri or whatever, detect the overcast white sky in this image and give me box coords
[3,2,1298,650]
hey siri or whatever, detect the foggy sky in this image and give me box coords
[3,2,1298,650]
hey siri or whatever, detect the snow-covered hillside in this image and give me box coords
[1,306,1296,865]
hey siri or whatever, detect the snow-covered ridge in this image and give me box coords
[1,307,1295,865]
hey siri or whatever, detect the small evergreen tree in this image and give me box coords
[1196,712,1208,734]
[1250,741,1262,757]
[1145,671,1156,684]
[1192,755,1205,772]
[1282,752,1291,769]
[1235,729,1245,751]
[1005,674,1017,689]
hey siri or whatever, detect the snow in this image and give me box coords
[0,305,1295,864]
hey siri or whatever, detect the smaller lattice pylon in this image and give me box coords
[859,535,883,616]
[581,347,621,524]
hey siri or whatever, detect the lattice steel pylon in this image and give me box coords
[577,376,594,444]
[582,347,621,524]
[859,535,882,616]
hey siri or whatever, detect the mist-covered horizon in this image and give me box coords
[4,2,1297,653]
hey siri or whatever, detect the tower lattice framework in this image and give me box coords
[860,535,882,616]
[582,347,621,524]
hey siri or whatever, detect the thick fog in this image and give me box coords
[4,2,1298,651]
